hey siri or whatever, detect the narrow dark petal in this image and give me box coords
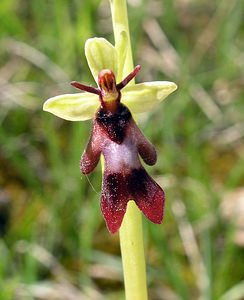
[128,168,165,224]
[101,173,129,234]
[71,81,100,95]
[116,65,141,90]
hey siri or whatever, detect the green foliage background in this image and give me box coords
[0,0,244,299]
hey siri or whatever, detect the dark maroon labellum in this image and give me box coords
[96,104,131,144]
[72,66,165,233]
[101,167,164,233]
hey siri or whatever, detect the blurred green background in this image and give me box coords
[0,0,244,299]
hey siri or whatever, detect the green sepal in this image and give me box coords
[122,81,177,113]
[85,38,118,84]
[43,93,99,121]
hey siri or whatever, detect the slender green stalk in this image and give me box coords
[110,0,134,76]
[109,1,148,299]
[119,201,148,300]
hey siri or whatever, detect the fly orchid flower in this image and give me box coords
[43,37,177,233]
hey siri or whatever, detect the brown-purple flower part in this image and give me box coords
[72,66,165,233]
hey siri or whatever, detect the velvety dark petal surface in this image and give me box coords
[101,173,129,233]
[80,152,100,175]
[80,100,165,232]
[101,168,164,233]
[80,122,102,175]
[96,104,131,144]
[128,168,165,224]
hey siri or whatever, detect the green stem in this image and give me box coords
[119,201,148,300]
[110,0,134,76]
[109,1,148,299]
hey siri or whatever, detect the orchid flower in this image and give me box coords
[43,37,177,233]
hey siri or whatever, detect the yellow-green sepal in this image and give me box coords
[85,38,118,84]
[43,93,99,121]
[122,81,178,113]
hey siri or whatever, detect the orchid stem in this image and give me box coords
[109,0,148,299]
[110,0,134,76]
